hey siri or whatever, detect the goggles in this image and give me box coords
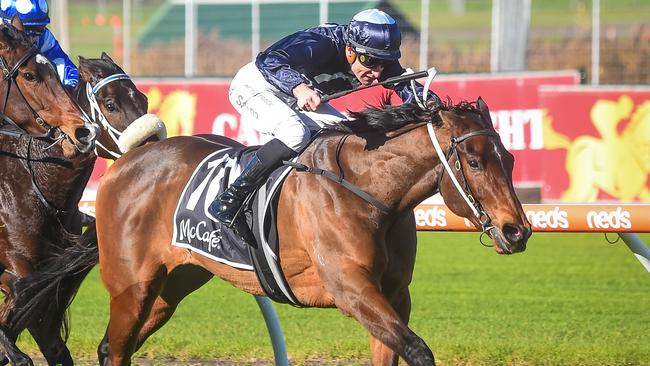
[357,53,388,69]
[25,26,45,38]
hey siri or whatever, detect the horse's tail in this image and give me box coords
[7,222,100,338]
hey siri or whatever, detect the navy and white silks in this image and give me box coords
[229,24,440,152]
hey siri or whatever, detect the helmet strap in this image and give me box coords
[345,46,357,65]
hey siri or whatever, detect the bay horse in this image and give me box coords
[14,97,531,365]
[0,17,100,366]
[0,22,164,365]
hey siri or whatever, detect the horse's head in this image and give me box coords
[77,52,165,160]
[0,17,97,156]
[435,98,531,254]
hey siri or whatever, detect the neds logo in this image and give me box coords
[587,207,631,229]
[526,207,569,229]
[415,206,447,227]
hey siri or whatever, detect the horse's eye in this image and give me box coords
[22,72,36,82]
[105,102,117,112]
[468,160,481,170]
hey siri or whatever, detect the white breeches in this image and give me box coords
[228,62,348,152]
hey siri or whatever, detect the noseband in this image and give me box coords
[427,122,500,236]
[0,48,62,141]
[80,73,132,158]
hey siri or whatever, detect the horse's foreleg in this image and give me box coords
[330,270,434,366]
[27,320,73,366]
[0,302,32,366]
[0,328,32,366]
[134,266,213,351]
[370,288,412,366]
[105,272,166,366]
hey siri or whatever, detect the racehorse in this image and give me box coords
[14,97,531,366]
[0,17,97,366]
[0,19,164,366]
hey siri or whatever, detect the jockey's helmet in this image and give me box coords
[346,8,401,61]
[0,0,50,27]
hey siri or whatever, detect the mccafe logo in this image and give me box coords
[526,206,569,229]
[586,207,632,229]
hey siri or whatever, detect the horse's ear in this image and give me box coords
[11,15,24,31]
[78,57,97,83]
[476,97,493,125]
[101,52,115,64]
[477,97,489,113]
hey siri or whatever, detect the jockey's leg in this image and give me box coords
[208,138,296,244]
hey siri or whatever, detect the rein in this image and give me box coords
[413,69,499,238]
[289,68,500,234]
[284,159,391,215]
[26,137,70,217]
[0,48,61,141]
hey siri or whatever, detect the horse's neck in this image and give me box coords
[308,126,440,214]
[0,84,34,134]
[73,82,91,114]
[20,137,96,211]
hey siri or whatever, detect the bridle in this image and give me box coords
[0,47,66,144]
[411,69,500,239]
[79,73,132,158]
[0,47,76,217]
[427,122,499,238]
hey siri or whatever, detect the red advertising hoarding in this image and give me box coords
[539,86,650,203]
[89,71,580,188]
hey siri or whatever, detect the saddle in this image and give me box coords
[172,138,389,305]
[171,144,300,304]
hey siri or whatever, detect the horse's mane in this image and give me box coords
[0,22,34,50]
[326,97,481,134]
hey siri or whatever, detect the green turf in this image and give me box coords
[16,232,650,365]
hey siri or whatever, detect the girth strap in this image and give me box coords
[283,160,391,215]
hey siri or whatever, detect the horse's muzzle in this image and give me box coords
[73,122,101,153]
[493,223,531,254]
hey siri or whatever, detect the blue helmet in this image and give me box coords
[0,0,50,27]
[346,9,401,60]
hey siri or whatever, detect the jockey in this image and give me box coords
[0,0,78,88]
[209,8,440,238]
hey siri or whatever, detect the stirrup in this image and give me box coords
[224,191,255,228]
[228,217,258,248]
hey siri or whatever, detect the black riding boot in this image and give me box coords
[208,139,296,244]
[209,154,267,225]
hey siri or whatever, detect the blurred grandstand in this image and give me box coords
[52,0,650,83]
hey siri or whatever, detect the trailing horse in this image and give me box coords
[14,97,531,366]
[0,19,165,366]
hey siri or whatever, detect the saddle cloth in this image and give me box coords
[171,145,300,304]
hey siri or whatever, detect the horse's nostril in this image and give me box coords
[503,223,524,243]
[75,127,92,143]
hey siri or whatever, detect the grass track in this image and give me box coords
[17,232,650,365]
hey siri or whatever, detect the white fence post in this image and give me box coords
[618,233,650,273]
